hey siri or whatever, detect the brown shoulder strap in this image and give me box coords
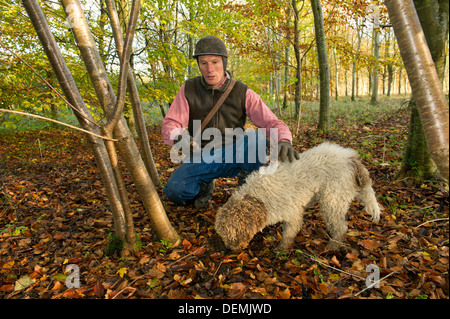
[193,79,237,141]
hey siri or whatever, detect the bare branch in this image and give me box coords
[103,0,141,134]
[0,108,117,141]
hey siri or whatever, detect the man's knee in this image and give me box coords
[163,178,188,204]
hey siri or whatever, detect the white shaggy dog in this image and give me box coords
[214,142,381,251]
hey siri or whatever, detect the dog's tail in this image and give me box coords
[352,159,381,223]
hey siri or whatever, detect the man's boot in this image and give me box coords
[194,179,216,208]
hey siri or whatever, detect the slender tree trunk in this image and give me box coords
[345,70,348,97]
[283,43,289,109]
[62,0,180,245]
[22,0,128,242]
[310,0,330,132]
[292,0,302,117]
[371,25,380,104]
[295,58,303,136]
[266,27,282,117]
[386,29,394,97]
[105,0,160,186]
[332,44,338,101]
[63,0,138,250]
[283,6,291,109]
[114,0,138,139]
[187,34,194,78]
[356,72,360,98]
[385,0,449,183]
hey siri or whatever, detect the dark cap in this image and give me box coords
[193,36,228,58]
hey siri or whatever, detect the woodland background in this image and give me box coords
[2,0,448,124]
[0,0,449,299]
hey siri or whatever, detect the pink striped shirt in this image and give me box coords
[162,84,293,146]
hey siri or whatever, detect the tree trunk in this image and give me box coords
[98,0,108,63]
[292,0,302,117]
[352,25,361,98]
[187,34,195,78]
[332,44,338,101]
[386,30,394,97]
[310,0,330,132]
[395,0,446,184]
[25,0,179,250]
[283,6,291,109]
[413,0,449,82]
[345,70,348,97]
[61,0,179,245]
[371,25,380,104]
[114,0,138,139]
[398,99,438,182]
[22,0,128,243]
[385,0,449,183]
[105,0,160,186]
[283,43,289,109]
[266,27,282,117]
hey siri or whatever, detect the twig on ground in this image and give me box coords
[297,249,366,280]
[414,218,449,229]
[354,271,397,297]
[171,245,205,267]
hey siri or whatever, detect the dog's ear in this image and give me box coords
[214,206,238,248]
[215,196,251,251]
[351,158,371,187]
[241,195,268,228]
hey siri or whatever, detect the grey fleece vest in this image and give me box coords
[184,74,248,148]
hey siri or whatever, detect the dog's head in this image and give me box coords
[214,194,268,251]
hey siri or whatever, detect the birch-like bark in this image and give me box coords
[351,26,363,101]
[370,25,380,104]
[385,0,449,182]
[105,0,160,186]
[292,0,301,118]
[22,0,127,240]
[61,0,180,245]
[102,0,139,134]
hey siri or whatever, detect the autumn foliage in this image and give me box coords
[1,104,448,299]
[0,0,448,302]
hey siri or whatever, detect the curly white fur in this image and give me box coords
[215,142,381,251]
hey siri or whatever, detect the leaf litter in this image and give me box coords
[0,108,448,299]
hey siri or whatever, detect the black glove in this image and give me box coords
[278,141,300,163]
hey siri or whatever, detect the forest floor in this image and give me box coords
[0,98,448,300]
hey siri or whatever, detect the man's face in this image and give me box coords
[198,55,225,88]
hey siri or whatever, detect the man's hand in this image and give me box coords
[174,134,200,157]
[278,140,300,162]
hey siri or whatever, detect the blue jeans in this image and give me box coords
[164,130,267,204]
